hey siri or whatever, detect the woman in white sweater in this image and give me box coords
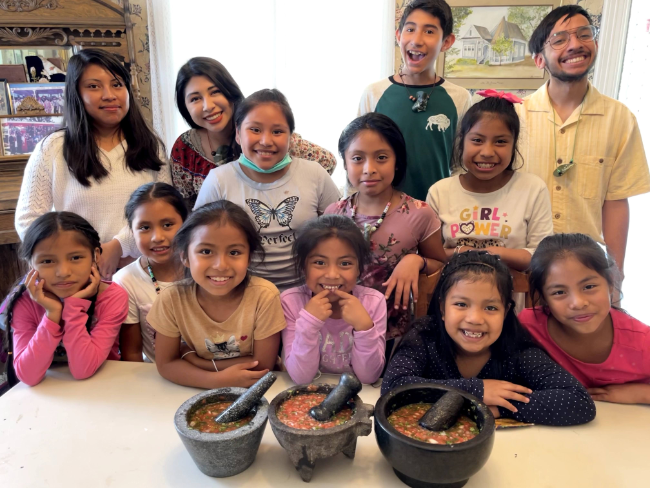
[15,49,170,278]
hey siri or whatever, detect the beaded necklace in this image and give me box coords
[350,192,392,241]
[145,257,161,295]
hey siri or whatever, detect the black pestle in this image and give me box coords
[418,391,465,431]
[215,372,277,424]
[309,372,362,422]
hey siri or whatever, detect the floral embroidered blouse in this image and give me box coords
[171,129,337,207]
[325,193,441,339]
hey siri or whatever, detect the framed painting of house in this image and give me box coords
[437,0,561,89]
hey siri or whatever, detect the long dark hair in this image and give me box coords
[528,233,621,311]
[425,251,534,371]
[454,96,522,173]
[62,48,165,187]
[1,212,103,387]
[175,57,244,161]
[338,113,408,187]
[124,182,189,229]
[292,215,371,282]
[173,200,264,290]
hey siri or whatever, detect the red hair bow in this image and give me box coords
[476,89,523,104]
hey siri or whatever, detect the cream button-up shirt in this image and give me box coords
[515,82,650,244]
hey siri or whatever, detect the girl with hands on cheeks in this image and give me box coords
[520,233,650,405]
[2,212,128,387]
[325,113,446,361]
[147,201,286,389]
[382,251,596,426]
[281,215,387,385]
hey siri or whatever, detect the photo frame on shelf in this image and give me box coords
[0,80,8,116]
[0,65,28,83]
[436,0,560,89]
[0,115,63,156]
[7,82,66,115]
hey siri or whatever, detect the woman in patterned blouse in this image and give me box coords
[171,57,336,207]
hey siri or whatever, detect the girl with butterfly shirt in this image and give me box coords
[325,113,447,357]
[194,89,340,292]
[147,200,286,389]
[2,212,128,387]
[113,183,188,362]
[426,91,553,272]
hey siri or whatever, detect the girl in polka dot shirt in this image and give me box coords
[520,233,650,405]
[382,250,596,426]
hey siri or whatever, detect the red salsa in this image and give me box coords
[188,400,254,433]
[388,403,478,444]
[277,392,354,430]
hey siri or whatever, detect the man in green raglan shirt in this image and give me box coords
[359,0,471,201]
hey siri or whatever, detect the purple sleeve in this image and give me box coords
[61,285,128,380]
[281,292,323,384]
[350,291,387,384]
[11,295,63,386]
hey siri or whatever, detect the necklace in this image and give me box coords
[145,257,161,295]
[399,67,437,113]
[350,192,392,241]
[551,89,587,177]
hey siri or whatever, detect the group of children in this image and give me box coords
[2,0,649,429]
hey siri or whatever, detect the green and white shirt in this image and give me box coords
[358,77,471,201]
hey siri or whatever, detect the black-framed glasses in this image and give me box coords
[545,25,598,50]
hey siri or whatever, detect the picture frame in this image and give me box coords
[436,0,561,89]
[0,80,8,116]
[7,82,65,115]
[0,115,63,156]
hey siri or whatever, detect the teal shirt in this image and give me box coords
[361,76,471,200]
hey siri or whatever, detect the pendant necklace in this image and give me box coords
[145,257,161,295]
[551,89,587,177]
[350,191,392,241]
[399,67,437,113]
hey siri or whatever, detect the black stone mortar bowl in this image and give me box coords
[268,383,374,482]
[375,384,495,488]
[174,387,268,478]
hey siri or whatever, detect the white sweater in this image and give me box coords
[15,131,171,257]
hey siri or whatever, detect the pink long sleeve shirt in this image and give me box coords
[11,282,128,386]
[281,285,387,384]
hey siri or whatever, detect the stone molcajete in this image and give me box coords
[375,384,495,488]
[174,373,276,478]
[268,373,374,482]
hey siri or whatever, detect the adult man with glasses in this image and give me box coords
[515,5,649,281]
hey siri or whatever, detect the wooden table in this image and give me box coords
[1,361,648,487]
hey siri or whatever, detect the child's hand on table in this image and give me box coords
[483,379,532,413]
[219,361,269,388]
[588,383,650,404]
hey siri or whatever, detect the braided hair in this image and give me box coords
[424,251,534,372]
[0,212,102,389]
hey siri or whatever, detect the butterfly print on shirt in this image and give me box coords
[245,196,299,231]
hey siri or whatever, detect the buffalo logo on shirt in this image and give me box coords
[426,114,451,132]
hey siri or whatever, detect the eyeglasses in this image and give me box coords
[545,25,598,50]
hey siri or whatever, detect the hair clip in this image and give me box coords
[476,89,523,104]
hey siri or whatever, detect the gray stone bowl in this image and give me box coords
[268,383,374,482]
[174,387,268,478]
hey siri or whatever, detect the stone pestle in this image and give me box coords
[215,372,277,424]
[418,391,465,431]
[309,372,362,422]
